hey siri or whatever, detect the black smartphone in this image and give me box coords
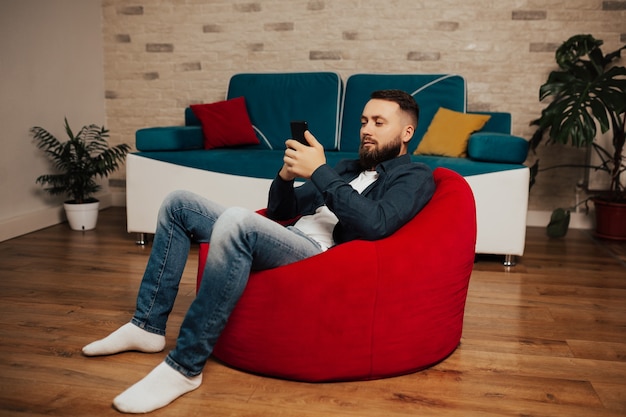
[290,120,309,146]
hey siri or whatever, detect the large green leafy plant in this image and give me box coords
[31,118,131,204]
[530,34,626,236]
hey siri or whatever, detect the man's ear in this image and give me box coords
[402,125,414,143]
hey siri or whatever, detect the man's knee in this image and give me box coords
[162,190,195,209]
[218,207,254,225]
[212,207,258,239]
[157,190,206,225]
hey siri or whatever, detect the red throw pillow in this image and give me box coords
[190,97,259,149]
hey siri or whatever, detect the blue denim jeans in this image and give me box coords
[131,190,322,377]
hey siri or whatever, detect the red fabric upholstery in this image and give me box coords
[196,168,476,382]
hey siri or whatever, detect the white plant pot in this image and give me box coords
[64,200,100,231]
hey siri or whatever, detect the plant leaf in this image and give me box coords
[546,208,571,238]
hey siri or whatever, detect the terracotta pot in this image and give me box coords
[593,198,626,240]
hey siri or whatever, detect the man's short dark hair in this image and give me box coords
[370,90,419,128]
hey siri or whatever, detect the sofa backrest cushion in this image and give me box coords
[225,72,343,150]
[340,74,468,153]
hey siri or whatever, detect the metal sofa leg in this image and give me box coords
[135,233,148,246]
[503,254,516,267]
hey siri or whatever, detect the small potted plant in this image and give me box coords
[31,118,131,231]
[530,34,626,239]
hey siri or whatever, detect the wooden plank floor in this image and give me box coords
[0,207,625,417]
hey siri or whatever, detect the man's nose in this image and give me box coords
[361,121,373,136]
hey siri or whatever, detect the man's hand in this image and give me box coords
[279,130,326,180]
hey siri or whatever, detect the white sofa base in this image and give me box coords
[464,168,529,258]
[126,154,274,235]
[126,154,529,260]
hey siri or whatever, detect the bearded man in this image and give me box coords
[82,89,435,413]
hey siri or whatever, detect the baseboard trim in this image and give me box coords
[0,206,65,242]
[111,190,126,207]
[526,209,594,230]
[0,193,114,242]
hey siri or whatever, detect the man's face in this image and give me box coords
[358,99,411,170]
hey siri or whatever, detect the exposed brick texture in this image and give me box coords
[114,34,131,43]
[264,22,294,31]
[407,52,441,61]
[603,1,626,10]
[309,50,342,60]
[116,6,143,15]
[512,10,547,20]
[146,43,174,53]
[529,43,561,53]
[101,0,625,211]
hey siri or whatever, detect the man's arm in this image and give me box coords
[266,131,327,220]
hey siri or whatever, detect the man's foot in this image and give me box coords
[82,323,165,356]
[113,362,202,413]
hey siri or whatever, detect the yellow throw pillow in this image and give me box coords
[414,107,491,157]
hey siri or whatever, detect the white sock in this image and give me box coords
[113,361,202,413]
[82,322,165,356]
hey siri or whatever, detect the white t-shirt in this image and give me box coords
[294,170,379,250]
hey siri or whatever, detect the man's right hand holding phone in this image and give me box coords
[280,129,327,181]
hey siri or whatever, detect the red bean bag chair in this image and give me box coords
[197,167,476,382]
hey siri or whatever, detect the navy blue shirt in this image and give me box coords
[267,154,435,245]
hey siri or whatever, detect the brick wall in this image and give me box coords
[102,0,626,211]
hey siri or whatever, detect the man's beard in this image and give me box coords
[358,135,402,170]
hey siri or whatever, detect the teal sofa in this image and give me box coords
[126,72,530,264]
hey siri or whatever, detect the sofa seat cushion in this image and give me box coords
[325,153,525,177]
[134,149,527,181]
[410,155,526,177]
[134,149,285,180]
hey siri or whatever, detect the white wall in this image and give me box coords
[0,0,108,242]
